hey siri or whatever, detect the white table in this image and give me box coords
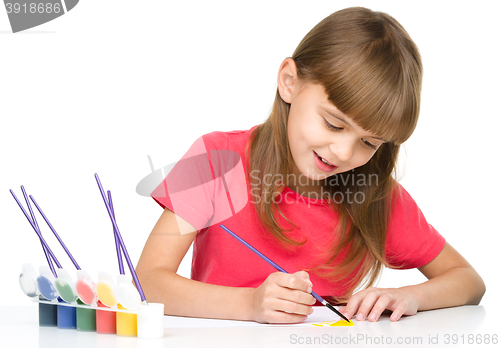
[0,305,498,348]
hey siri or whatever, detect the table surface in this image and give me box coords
[1,305,498,348]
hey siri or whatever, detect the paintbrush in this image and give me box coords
[220,224,351,323]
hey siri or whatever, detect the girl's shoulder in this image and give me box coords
[390,182,418,209]
[199,125,260,151]
[385,181,446,268]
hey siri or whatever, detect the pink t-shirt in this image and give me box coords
[151,126,446,298]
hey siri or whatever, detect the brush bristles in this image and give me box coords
[325,302,351,322]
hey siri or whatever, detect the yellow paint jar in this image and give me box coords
[116,304,137,337]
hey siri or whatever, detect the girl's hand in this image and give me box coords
[249,271,316,324]
[339,287,420,322]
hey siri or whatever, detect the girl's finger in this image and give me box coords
[355,290,381,321]
[272,281,316,306]
[342,288,377,320]
[265,309,309,324]
[341,294,365,320]
[367,294,394,322]
[294,270,310,279]
[272,272,312,293]
[274,297,314,317]
[390,301,408,322]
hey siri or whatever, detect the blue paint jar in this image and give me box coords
[57,298,77,329]
[38,295,57,327]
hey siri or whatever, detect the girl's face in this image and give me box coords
[287,81,386,182]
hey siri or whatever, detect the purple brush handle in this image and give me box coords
[20,186,62,270]
[20,186,62,271]
[94,174,146,302]
[30,195,81,270]
[10,188,58,277]
[219,224,325,303]
[108,190,124,275]
[22,187,40,233]
[221,224,351,321]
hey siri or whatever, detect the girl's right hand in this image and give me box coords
[249,271,316,324]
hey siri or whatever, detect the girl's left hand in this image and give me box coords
[338,287,420,322]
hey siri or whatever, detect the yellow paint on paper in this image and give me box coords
[312,320,354,327]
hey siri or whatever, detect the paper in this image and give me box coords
[163,306,354,327]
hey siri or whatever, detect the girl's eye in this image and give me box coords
[323,119,343,131]
[323,117,380,150]
[362,138,377,150]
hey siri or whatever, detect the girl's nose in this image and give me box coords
[330,140,355,163]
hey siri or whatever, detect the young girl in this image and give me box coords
[136,7,485,324]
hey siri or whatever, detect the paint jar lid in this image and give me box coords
[96,271,117,307]
[76,270,97,305]
[19,263,39,298]
[55,268,78,303]
[37,265,58,301]
[115,274,141,311]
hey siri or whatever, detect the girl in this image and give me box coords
[136,7,485,324]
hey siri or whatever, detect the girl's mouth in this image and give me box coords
[314,151,338,172]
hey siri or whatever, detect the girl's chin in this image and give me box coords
[294,171,329,182]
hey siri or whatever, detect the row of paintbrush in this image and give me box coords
[11,174,147,311]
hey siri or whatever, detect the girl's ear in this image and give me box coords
[277,58,298,104]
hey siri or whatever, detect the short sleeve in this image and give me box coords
[150,132,249,232]
[385,184,446,269]
[150,136,216,231]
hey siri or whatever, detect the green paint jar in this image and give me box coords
[76,298,96,331]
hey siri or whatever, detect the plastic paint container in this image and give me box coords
[38,295,57,327]
[96,271,118,307]
[19,263,39,298]
[115,274,141,311]
[55,268,78,303]
[76,298,96,331]
[116,304,137,337]
[75,270,97,305]
[37,266,58,301]
[57,298,77,329]
[95,300,116,334]
[137,303,165,339]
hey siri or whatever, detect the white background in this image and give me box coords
[1,0,498,310]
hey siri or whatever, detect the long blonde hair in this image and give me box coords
[246,7,423,302]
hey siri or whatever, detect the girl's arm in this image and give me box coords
[135,208,316,323]
[339,242,486,322]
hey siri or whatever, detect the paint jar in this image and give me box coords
[55,268,78,303]
[38,295,57,327]
[57,298,77,329]
[37,265,58,301]
[19,263,39,298]
[75,270,97,305]
[116,304,137,337]
[76,298,96,331]
[137,303,164,339]
[96,300,116,334]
